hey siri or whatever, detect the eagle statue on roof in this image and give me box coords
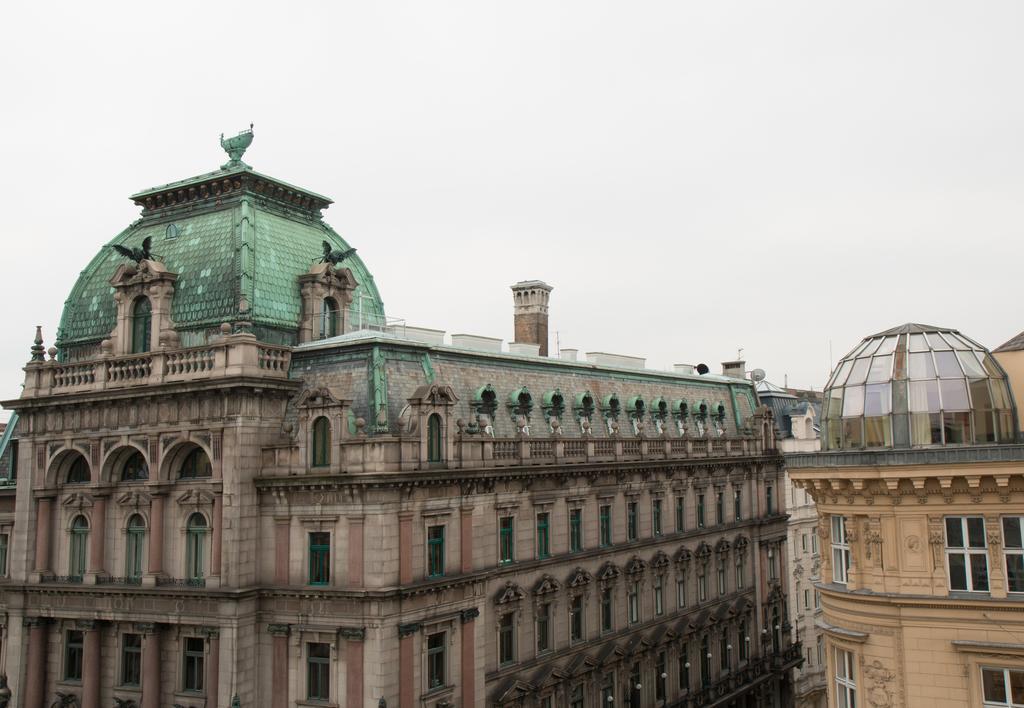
[111,236,154,264]
[320,241,357,266]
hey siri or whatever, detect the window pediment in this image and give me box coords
[494,581,526,605]
[532,574,562,597]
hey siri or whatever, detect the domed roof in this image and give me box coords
[56,131,385,354]
[821,323,1017,450]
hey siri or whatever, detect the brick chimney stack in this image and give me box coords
[511,280,553,356]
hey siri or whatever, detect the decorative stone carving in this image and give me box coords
[297,263,359,344]
[107,259,179,356]
[862,659,896,707]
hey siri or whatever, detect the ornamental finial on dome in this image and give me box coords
[220,124,254,169]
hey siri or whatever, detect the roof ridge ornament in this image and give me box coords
[220,124,254,170]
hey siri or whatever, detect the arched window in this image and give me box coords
[178,448,212,479]
[185,513,207,581]
[312,417,331,468]
[125,514,146,581]
[121,450,148,482]
[69,515,89,578]
[131,297,152,354]
[320,298,339,339]
[427,414,443,464]
[66,456,90,484]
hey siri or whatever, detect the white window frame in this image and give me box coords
[834,647,857,708]
[945,516,989,593]
[831,515,851,584]
[981,666,1024,708]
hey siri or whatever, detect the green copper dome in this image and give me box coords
[56,134,385,356]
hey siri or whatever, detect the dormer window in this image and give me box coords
[320,297,339,339]
[131,297,152,354]
[312,417,331,467]
[427,414,443,464]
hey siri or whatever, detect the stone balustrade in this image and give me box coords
[22,333,292,398]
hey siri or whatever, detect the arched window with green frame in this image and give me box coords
[312,416,331,467]
[131,297,152,354]
[69,514,89,578]
[427,414,443,464]
[185,512,207,581]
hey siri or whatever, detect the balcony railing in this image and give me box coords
[96,575,143,586]
[668,643,802,708]
[23,334,292,398]
[155,577,206,588]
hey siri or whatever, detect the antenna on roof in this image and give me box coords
[751,369,766,383]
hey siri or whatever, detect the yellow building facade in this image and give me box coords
[787,324,1024,708]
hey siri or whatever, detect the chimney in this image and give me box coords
[721,360,746,378]
[511,280,553,356]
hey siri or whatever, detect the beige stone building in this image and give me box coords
[787,323,1024,708]
[0,132,801,708]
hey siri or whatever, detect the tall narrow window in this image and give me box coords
[121,450,148,481]
[570,595,584,643]
[536,602,552,653]
[570,684,584,708]
[627,501,638,541]
[717,564,726,596]
[320,298,339,340]
[601,672,615,705]
[676,496,685,532]
[499,613,515,665]
[0,532,8,578]
[536,512,550,559]
[679,644,689,691]
[569,508,583,553]
[185,513,207,581]
[312,417,331,468]
[677,575,686,608]
[700,635,711,687]
[183,637,205,692]
[834,648,857,708]
[628,582,640,624]
[766,485,774,515]
[601,587,614,632]
[652,499,663,536]
[599,505,612,547]
[736,552,746,589]
[768,546,778,581]
[945,516,989,592]
[427,414,443,464]
[307,642,330,700]
[69,515,89,579]
[121,633,142,687]
[739,620,749,661]
[1003,516,1024,593]
[734,489,742,521]
[64,630,84,681]
[811,533,819,554]
[178,447,212,479]
[426,525,445,578]
[66,455,90,484]
[720,633,730,672]
[125,514,146,581]
[427,631,446,689]
[698,571,707,603]
[715,492,724,525]
[131,297,152,354]
[697,494,705,528]
[499,516,515,564]
[654,575,664,616]
[656,651,667,702]
[831,515,851,584]
[309,532,330,585]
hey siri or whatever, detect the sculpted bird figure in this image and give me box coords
[111,236,154,263]
[320,240,357,266]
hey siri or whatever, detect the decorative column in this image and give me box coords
[460,608,479,708]
[347,517,364,587]
[460,506,474,573]
[33,496,53,575]
[341,628,366,707]
[87,496,107,579]
[139,623,161,708]
[398,623,420,708]
[398,513,414,584]
[23,617,48,708]
[205,628,220,707]
[146,494,164,582]
[268,624,290,708]
[211,493,224,579]
[81,620,101,708]
[274,518,290,584]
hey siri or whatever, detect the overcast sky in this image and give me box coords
[1,1,1022,416]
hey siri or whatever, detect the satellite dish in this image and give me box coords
[696,363,710,375]
[751,368,766,382]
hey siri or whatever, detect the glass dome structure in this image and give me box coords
[822,324,1017,450]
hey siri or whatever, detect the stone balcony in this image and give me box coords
[21,333,292,399]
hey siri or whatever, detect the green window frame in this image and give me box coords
[427,631,447,689]
[499,516,515,564]
[427,414,443,464]
[498,613,515,665]
[307,642,330,700]
[600,587,613,632]
[599,505,612,547]
[121,633,142,687]
[570,594,584,643]
[125,514,146,580]
[64,629,84,681]
[569,508,583,553]
[427,525,445,578]
[652,498,663,536]
[131,296,152,354]
[69,515,89,579]
[627,501,638,541]
[309,532,330,585]
[536,512,550,559]
[183,637,205,692]
[312,417,331,468]
[185,513,207,581]
[676,496,685,532]
[697,494,706,528]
